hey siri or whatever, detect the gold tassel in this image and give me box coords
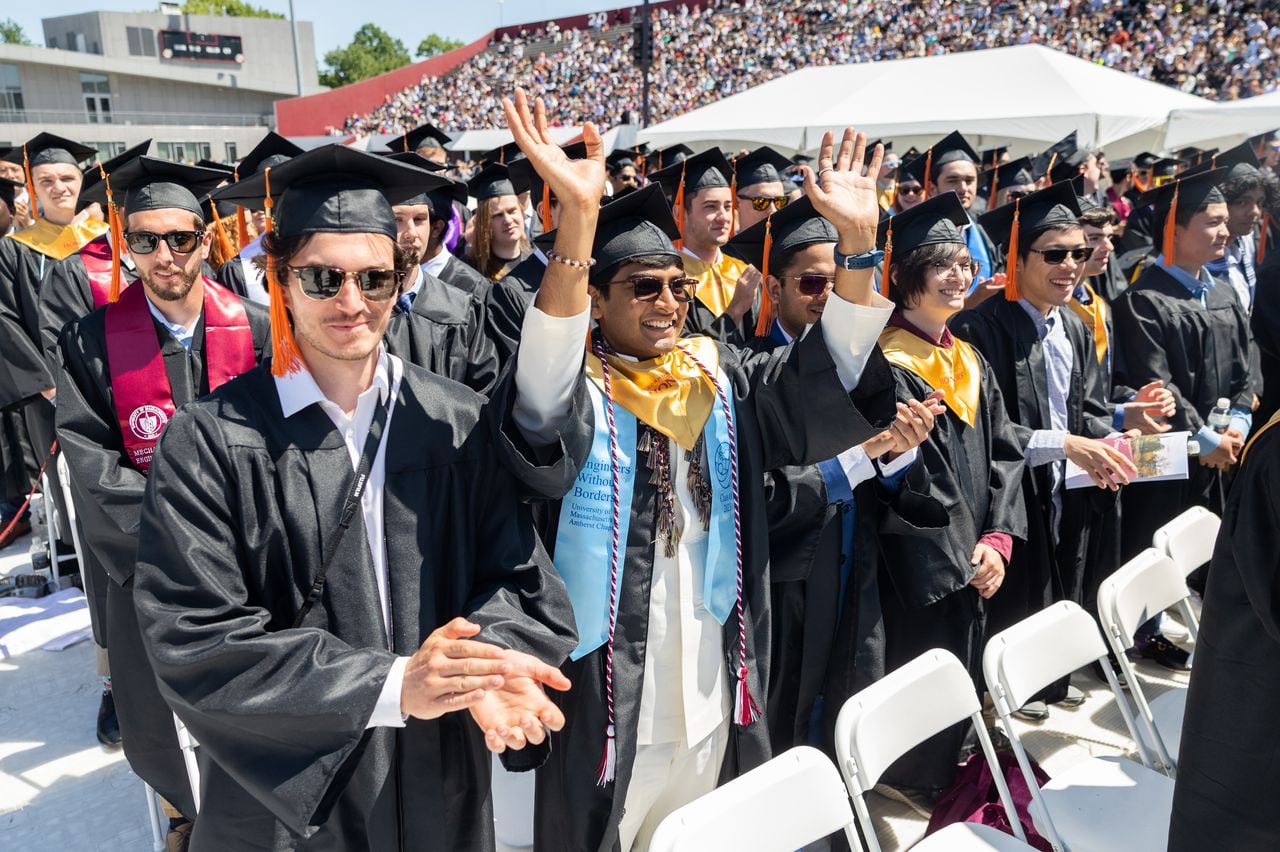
[753,215,774,338]
[673,160,688,252]
[1162,182,1180,267]
[880,216,894,298]
[1005,199,1022,301]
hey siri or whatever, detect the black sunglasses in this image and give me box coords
[606,275,699,302]
[124,230,205,255]
[740,195,789,212]
[1029,247,1094,265]
[897,184,924,195]
[787,274,835,296]
[288,266,404,301]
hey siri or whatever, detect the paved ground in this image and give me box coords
[0,499,1193,851]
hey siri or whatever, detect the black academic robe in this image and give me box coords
[1117,203,1155,256]
[215,254,253,300]
[1169,416,1280,851]
[679,298,756,347]
[55,297,271,817]
[132,362,587,852]
[485,254,546,367]
[437,253,494,302]
[38,250,137,376]
[950,299,1115,646]
[1110,265,1254,557]
[533,323,898,852]
[971,220,1006,279]
[0,236,56,408]
[1090,254,1129,305]
[1251,252,1280,423]
[382,273,499,395]
[876,353,1026,790]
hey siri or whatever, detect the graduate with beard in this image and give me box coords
[873,191,1028,792]
[514,113,899,851]
[727,197,940,762]
[55,157,270,842]
[133,139,592,851]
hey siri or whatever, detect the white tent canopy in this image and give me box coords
[638,45,1212,157]
[1162,90,1280,150]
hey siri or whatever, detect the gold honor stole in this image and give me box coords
[1067,282,1109,365]
[584,335,720,451]
[683,252,748,318]
[1242,409,1280,464]
[9,217,110,261]
[879,326,982,428]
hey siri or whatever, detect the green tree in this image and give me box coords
[0,18,31,46]
[320,23,410,88]
[416,33,464,59]
[180,1,285,17]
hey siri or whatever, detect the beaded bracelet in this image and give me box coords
[546,249,597,268]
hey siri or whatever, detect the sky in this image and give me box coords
[11,1,621,61]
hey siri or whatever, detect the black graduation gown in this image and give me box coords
[1251,252,1280,423]
[55,297,271,817]
[876,355,1027,789]
[1169,416,1280,851]
[1110,265,1254,557]
[132,362,587,852]
[382,273,499,395]
[485,254,546,367]
[950,299,1115,645]
[1117,203,1155,256]
[679,297,756,347]
[215,255,251,299]
[533,323,898,852]
[0,236,56,408]
[437,253,494,302]
[1090,254,1129,305]
[971,219,1006,278]
[39,249,137,375]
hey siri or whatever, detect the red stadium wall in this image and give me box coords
[274,33,493,136]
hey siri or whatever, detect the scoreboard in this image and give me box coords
[159,31,245,64]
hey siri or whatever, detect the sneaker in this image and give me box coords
[97,689,122,748]
[0,517,32,549]
[1128,633,1191,671]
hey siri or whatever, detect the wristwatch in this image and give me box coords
[834,246,885,270]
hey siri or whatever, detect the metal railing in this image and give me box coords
[0,108,271,127]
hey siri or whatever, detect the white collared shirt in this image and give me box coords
[238,235,269,306]
[145,294,199,351]
[422,246,450,280]
[274,348,409,728]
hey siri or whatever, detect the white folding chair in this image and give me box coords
[1151,506,1219,641]
[648,746,859,852]
[834,649,1035,851]
[1097,549,1191,769]
[983,601,1174,852]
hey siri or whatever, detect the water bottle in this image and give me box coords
[1207,398,1232,434]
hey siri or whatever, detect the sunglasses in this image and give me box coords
[606,275,699,302]
[740,195,790,212]
[124,230,205,255]
[288,266,404,301]
[897,184,924,195]
[1029,247,1094,265]
[787,274,835,296]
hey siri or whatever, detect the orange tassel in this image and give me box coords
[753,216,774,338]
[880,217,894,298]
[1044,152,1059,187]
[22,144,36,224]
[266,261,302,377]
[923,147,934,194]
[1162,182,1180,267]
[673,160,687,252]
[100,165,124,303]
[262,167,275,235]
[1005,199,1022,301]
[1259,212,1270,264]
[989,168,1000,209]
[232,166,251,249]
[209,206,236,268]
[541,182,552,234]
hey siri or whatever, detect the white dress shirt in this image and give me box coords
[238,235,269,306]
[421,246,450,280]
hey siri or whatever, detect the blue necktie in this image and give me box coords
[396,290,417,315]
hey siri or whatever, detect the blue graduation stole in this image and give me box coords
[966,216,994,285]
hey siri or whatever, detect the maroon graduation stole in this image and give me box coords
[79,235,117,308]
[104,276,254,472]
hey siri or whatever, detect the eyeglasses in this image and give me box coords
[1029,247,1094,265]
[605,275,699,302]
[123,230,205,255]
[287,266,404,301]
[897,184,924,196]
[787,274,835,296]
[740,195,789,212]
[929,259,980,278]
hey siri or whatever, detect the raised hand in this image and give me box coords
[801,129,884,248]
[501,88,605,213]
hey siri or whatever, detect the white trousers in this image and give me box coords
[617,719,730,852]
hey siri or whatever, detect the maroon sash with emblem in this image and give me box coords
[79,235,118,309]
[104,276,254,472]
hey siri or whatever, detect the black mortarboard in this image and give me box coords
[212,145,450,240]
[196,159,235,174]
[2,132,98,168]
[1249,129,1278,148]
[1107,157,1133,181]
[650,144,694,172]
[1173,145,1207,163]
[383,151,461,218]
[725,195,836,276]
[648,147,732,203]
[467,162,527,201]
[876,190,969,256]
[987,156,1037,198]
[979,143,1010,169]
[234,132,305,179]
[1152,157,1181,180]
[979,180,1082,250]
[92,157,231,219]
[382,151,447,173]
[385,122,452,154]
[607,147,643,172]
[482,140,524,166]
[899,131,979,184]
[1133,152,1161,169]
[733,146,794,188]
[540,183,680,281]
[1138,167,1226,212]
[863,139,893,168]
[1183,142,1260,182]
[77,140,152,212]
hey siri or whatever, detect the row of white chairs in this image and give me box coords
[650,507,1219,852]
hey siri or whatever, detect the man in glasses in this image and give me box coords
[649,148,762,344]
[131,136,587,850]
[731,146,793,232]
[53,156,270,846]
[953,181,1138,721]
[606,149,642,197]
[518,124,899,851]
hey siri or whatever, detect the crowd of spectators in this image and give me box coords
[339,0,1280,136]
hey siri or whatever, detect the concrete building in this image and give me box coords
[0,6,322,162]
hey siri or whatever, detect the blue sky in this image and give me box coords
[11,1,620,60]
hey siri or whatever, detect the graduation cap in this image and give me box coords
[733,147,793,190]
[77,140,153,213]
[3,133,100,216]
[978,180,1082,300]
[875,191,970,297]
[539,183,679,284]
[385,122,452,154]
[1173,145,1207,163]
[234,132,305,179]
[1136,167,1227,268]
[650,143,693,173]
[481,139,524,166]
[607,147,643,173]
[1132,152,1161,170]
[467,161,528,202]
[979,143,1010,170]
[1182,141,1261,182]
[1107,157,1134,181]
[648,148,733,247]
[196,158,235,174]
[986,156,1037,206]
[1152,157,1181,182]
[383,151,463,221]
[381,151,446,173]
[899,131,980,185]
[0,176,22,212]
[212,145,451,377]
[862,139,893,169]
